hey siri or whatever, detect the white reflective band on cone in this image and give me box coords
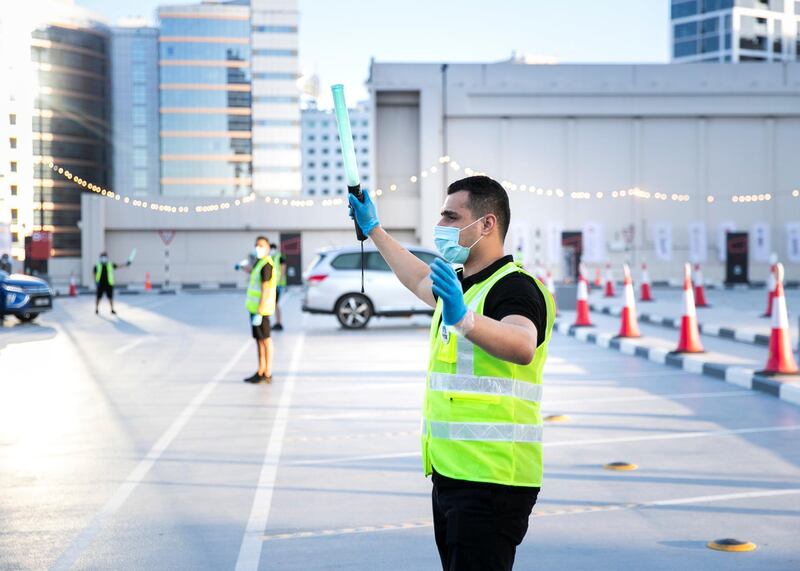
[427,420,543,443]
[684,282,697,317]
[429,372,543,403]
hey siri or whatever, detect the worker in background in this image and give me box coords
[95,251,130,315]
[349,175,553,571]
[269,242,288,331]
[240,236,277,383]
[0,253,11,274]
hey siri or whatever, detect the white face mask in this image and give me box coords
[255,246,268,259]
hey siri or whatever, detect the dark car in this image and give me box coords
[0,270,53,323]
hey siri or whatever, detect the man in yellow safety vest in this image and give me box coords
[349,176,553,571]
[94,251,131,316]
[240,236,277,383]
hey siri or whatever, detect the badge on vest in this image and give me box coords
[439,322,450,344]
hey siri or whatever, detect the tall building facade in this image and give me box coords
[0,1,110,263]
[111,22,160,197]
[158,1,253,197]
[158,0,301,198]
[250,0,301,196]
[671,0,800,62]
[301,101,371,197]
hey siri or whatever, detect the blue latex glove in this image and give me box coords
[347,191,380,236]
[430,258,468,326]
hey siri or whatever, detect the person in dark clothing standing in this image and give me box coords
[94,251,130,315]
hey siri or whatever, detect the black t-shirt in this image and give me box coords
[436,255,548,347]
[260,260,273,283]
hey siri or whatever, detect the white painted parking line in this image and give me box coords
[51,340,251,571]
[113,336,156,355]
[234,333,306,571]
[547,424,800,447]
[544,390,754,407]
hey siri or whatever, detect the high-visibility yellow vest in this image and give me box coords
[422,261,555,487]
[274,252,287,287]
[95,262,114,286]
[245,256,277,316]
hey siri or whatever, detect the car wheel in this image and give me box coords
[16,313,37,323]
[335,294,373,329]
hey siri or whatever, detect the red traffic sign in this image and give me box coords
[158,230,176,246]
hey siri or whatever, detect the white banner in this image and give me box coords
[687,222,707,263]
[653,222,673,261]
[509,223,530,266]
[787,222,800,263]
[581,222,606,263]
[546,223,563,265]
[718,221,736,262]
[750,222,770,262]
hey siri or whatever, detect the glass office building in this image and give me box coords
[671,0,800,62]
[158,1,253,196]
[111,23,160,197]
[31,19,111,257]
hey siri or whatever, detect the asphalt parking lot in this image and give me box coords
[1,290,799,570]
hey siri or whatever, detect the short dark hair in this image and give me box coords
[447,176,510,240]
[255,236,269,246]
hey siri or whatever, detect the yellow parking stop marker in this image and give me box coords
[707,538,757,552]
[544,414,569,422]
[604,462,638,471]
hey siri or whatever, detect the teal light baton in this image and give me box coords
[331,84,366,242]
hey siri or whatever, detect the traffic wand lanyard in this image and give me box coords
[331,84,367,293]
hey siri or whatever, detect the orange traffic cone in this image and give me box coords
[760,264,799,375]
[693,263,709,308]
[640,263,654,302]
[593,267,602,288]
[545,270,557,316]
[144,272,152,292]
[675,263,704,353]
[762,262,777,318]
[574,269,593,327]
[68,272,77,297]
[604,264,616,297]
[617,264,640,338]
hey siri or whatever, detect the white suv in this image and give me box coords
[302,245,441,329]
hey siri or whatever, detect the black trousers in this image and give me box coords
[432,471,539,571]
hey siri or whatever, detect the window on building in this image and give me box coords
[10,161,17,172]
[131,65,146,82]
[362,174,369,181]
[322,161,329,168]
[133,127,146,146]
[337,189,344,195]
[133,149,148,168]
[671,0,698,19]
[322,148,329,154]
[9,113,16,125]
[133,170,147,189]
[337,161,343,167]
[322,134,329,141]
[10,208,18,221]
[9,137,16,149]
[11,232,18,243]
[132,106,146,126]
[361,134,368,140]
[336,148,341,154]
[739,15,769,51]
[702,35,720,52]
[322,175,329,181]
[132,84,146,105]
[10,184,18,196]
[361,161,368,168]
[773,20,783,54]
[308,188,315,195]
[336,174,343,181]
[360,148,368,154]
[307,161,315,168]
[308,148,315,155]
[322,188,330,195]
[308,175,315,181]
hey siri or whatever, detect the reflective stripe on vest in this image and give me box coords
[245,256,277,315]
[422,260,555,487]
[95,262,114,286]
[423,420,544,443]
[428,372,543,403]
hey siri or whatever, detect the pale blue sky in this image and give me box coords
[77,0,670,106]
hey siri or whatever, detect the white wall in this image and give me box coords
[370,61,800,283]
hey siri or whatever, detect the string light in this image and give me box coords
[49,156,799,216]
